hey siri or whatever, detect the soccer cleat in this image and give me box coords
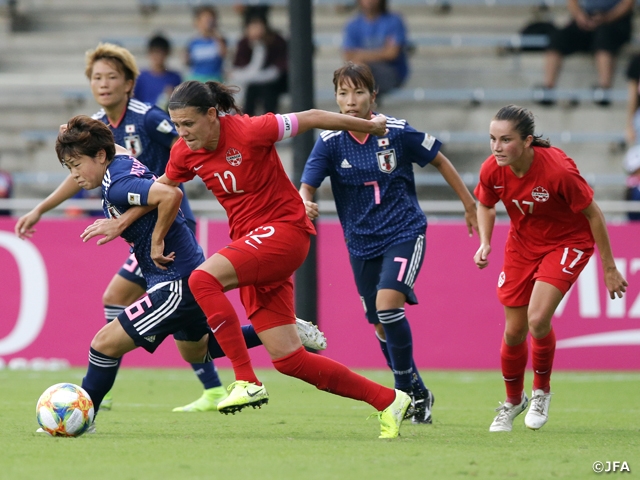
[489,391,529,432]
[371,389,412,439]
[100,390,113,411]
[217,381,269,414]
[525,389,552,430]
[296,317,327,351]
[35,428,52,436]
[172,386,229,412]
[412,388,435,424]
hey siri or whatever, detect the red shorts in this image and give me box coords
[497,244,594,307]
[218,222,311,333]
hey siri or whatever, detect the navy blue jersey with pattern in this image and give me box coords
[92,98,195,223]
[102,155,204,288]
[301,116,442,259]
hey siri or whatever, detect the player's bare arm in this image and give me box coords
[15,174,82,239]
[581,201,628,299]
[81,205,155,245]
[474,202,496,269]
[299,183,319,220]
[147,181,183,269]
[430,152,478,236]
[156,173,181,187]
[294,109,387,137]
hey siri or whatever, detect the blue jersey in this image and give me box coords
[92,98,195,223]
[102,155,204,288]
[301,116,441,259]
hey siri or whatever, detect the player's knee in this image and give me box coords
[272,346,305,377]
[188,269,221,301]
[175,338,207,363]
[90,325,116,355]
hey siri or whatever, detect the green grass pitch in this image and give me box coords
[2,368,638,479]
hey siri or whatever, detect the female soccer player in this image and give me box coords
[299,62,478,424]
[49,116,324,429]
[474,105,627,432]
[15,43,222,413]
[154,79,412,439]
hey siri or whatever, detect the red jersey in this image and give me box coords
[474,146,594,259]
[166,113,315,240]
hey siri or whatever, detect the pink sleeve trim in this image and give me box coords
[275,114,299,141]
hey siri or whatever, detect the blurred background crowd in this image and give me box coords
[0,0,639,220]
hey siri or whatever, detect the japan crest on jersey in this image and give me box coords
[124,135,143,157]
[376,149,397,173]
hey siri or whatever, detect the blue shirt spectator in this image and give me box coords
[134,34,182,110]
[185,6,226,83]
[342,0,409,96]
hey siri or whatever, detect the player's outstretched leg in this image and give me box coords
[272,345,412,438]
[489,391,529,432]
[525,389,552,430]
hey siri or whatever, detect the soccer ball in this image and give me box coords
[36,383,94,437]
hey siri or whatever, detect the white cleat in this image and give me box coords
[296,317,327,350]
[525,389,552,430]
[489,391,528,432]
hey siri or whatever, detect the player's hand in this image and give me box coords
[474,244,491,269]
[81,218,124,245]
[151,241,175,270]
[304,200,319,220]
[464,204,478,237]
[604,266,628,299]
[15,209,42,239]
[369,113,388,137]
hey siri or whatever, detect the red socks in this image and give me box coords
[273,346,396,411]
[188,270,259,384]
[531,328,556,393]
[500,338,528,405]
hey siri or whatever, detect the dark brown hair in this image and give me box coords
[55,115,115,165]
[333,62,377,96]
[168,80,243,115]
[494,104,550,148]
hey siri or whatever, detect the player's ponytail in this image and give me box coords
[168,80,243,115]
[494,104,551,148]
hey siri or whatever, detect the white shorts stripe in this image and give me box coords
[134,280,182,334]
[404,235,424,288]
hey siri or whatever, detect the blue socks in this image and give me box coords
[378,308,415,391]
[82,347,120,412]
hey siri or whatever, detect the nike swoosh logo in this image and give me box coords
[562,268,574,275]
[194,165,203,171]
[211,321,226,334]
[247,387,265,397]
[493,186,504,189]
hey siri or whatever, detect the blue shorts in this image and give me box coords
[116,275,210,353]
[349,235,425,324]
[116,218,197,289]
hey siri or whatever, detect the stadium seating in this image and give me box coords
[0,0,632,204]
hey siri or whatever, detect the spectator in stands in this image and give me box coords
[342,0,409,97]
[0,164,12,216]
[185,6,227,83]
[535,0,633,107]
[624,53,640,145]
[230,10,288,116]
[134,34,182,111]
[623,145,640,221]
